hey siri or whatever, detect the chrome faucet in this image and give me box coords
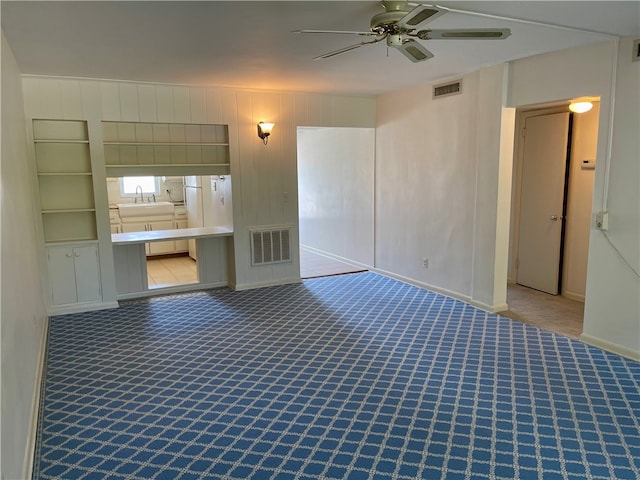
[135,185,143,203]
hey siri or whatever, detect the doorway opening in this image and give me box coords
[108,174,232,290]
[296,126,375,279]
[507,101,600,337]
[147,254,198,289]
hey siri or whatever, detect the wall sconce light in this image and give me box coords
[569,100,593,113]
[257,122,275,145]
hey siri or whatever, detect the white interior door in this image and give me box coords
[517,112,570,294]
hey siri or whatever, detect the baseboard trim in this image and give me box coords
[116,282,228,301]
[371,267,474,304]
[47,301,119,316]
[371,268,510,314]
[24,316,50,480]
[563,291,585,303]
[300,244,371,271]
[580,334,640,361]
[233,277,302,291]
[485,303,509,314]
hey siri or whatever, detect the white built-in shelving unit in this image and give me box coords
[34,120,97,243]
[103,122,230,177]
[33,120,103,311]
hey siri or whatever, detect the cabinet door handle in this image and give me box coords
[66,253,72,258]
[149,225,153,231]
[75,252,80,257]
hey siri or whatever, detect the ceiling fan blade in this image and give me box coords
[313,35,387,60]
[395,39,434,63]
[313,43,366,60]
[397,5,445,30]
[417,28,512,40]
[293,29,378,36]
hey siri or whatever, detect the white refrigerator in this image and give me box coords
[184,176,210,259]
[184,175,233,260]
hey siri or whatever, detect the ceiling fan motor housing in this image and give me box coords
[371,0,412,32]
[387,34,405,46]
[370,11,407,32]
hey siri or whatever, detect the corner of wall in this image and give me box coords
[1,30,49,480]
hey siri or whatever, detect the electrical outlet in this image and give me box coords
[423,258,429,268]
[595,211,609,231]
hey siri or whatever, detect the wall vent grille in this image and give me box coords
[433,80,462,98]
[251,226,291,266]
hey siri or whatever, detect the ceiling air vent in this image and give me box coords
[433,80,462,99]
[251,226,292,266]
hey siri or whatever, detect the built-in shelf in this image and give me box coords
[45,237,98,245]
[104,142,228,146]
[42,208,96,214]
[102,121,230,176]
[34,139,89,144]
[34,119,97,243]
[38,172,93,177]
[104,164,229,168]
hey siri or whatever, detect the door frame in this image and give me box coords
[508,105,574,287]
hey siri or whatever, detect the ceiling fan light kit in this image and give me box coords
[295,1,511,64]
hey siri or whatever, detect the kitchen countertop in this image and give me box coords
[111,226,232,245]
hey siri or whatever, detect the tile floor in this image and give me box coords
[502,284,584,338]
[146,254,198,289]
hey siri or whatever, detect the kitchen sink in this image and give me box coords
[117,201,175,218]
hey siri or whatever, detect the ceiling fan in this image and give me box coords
[294,1,511,63]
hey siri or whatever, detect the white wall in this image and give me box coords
[297,127,375,266]
[508,39,639,359]
[20,77,377,292]
[375,65,510,310]
[1,32,48,480]
[583,38,640,358]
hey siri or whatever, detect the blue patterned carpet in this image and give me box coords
[35,272,640,479]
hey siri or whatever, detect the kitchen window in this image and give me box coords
[119,176,160,197]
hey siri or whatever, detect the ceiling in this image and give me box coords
[2,1,638,96]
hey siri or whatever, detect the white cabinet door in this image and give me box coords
[175,219,189,252]
[121,222,147,233]
[148,220,175,255]
[48,246,78,305]
[73,245,101,303]
[121,222,149,254]
[47,244,101,306]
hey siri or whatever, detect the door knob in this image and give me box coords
[550,215,559,221]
